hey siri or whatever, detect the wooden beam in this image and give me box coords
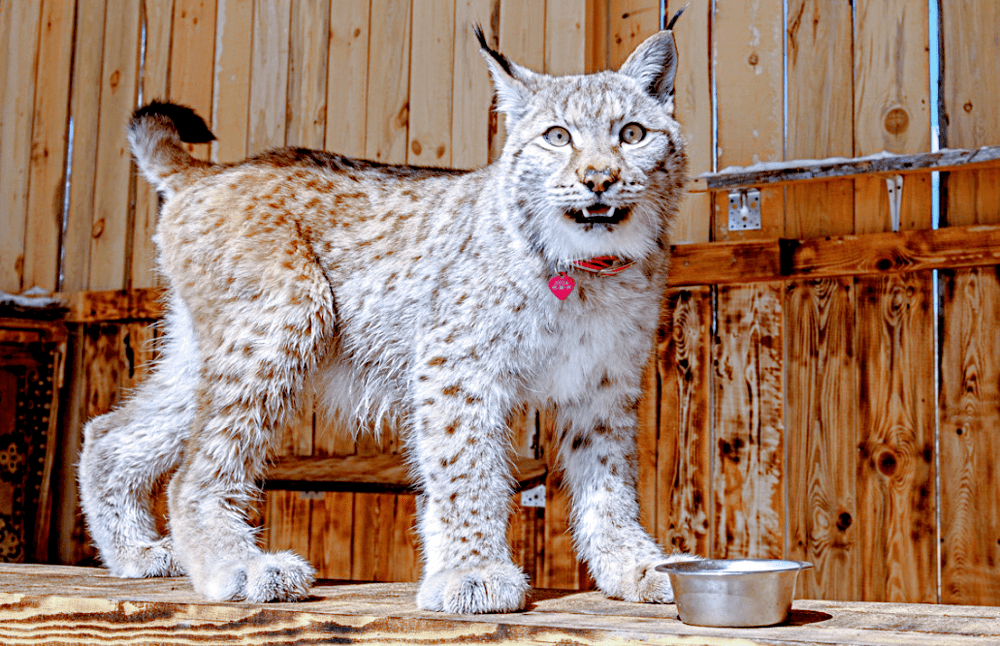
[5,564,1000,645]
[56,224,1000,320]
[689,145,1000,193]
[265,454,548,494]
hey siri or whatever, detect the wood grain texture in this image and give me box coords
[608,0,660,69]
[856,273,936,603]
[88,0,141,291]
[325,0,370,157]
[544,0,586,75]
[408,0,455,167]
[365,0,411,164]
[783,0,854,239]
[8,564,1000,645]
[247,0,291,152]
[0,0,42,292]
[853,0,931,234]
[784,278,859,600]
[655,287,712,557]
[712,283,784,560]
[666,0,711,244]
[22,0,75,293]
[940,0,1000,226]
[286,0,329,149]
[712,0,785,241]
[939,268,1000,605]
[211,0,253,162]
[451,0,494,169]
[131,0,174,289]
[169,0,217,161]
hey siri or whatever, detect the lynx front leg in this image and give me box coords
[409,368,528,614]
[558,403,696,603]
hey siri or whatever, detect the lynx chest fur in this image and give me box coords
[78,26,692,614]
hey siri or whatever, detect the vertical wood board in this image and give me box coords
[856,273,936,603]
[247,0,291,152]
[365,0,412,164]
[784,278,859,600]
[286,0,330,149]
[408,0,455,167]
[211,0,253,162]
[712,283,784,560]
[938,268,1000,605]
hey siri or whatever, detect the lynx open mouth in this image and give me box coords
[567,203,629,225]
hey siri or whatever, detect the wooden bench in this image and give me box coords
[2,563,999,645]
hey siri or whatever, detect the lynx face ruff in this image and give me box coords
[78,28,692,613]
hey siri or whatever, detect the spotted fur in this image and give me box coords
[78,28,694,612]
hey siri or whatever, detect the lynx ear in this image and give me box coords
[474,25,536,125]
[618,30,679,111]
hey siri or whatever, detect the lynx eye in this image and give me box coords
[543,126,571,147]
[620,123,646,145]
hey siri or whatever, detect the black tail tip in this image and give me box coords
[132,100,216,144]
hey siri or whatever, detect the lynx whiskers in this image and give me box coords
[78,24,694,613]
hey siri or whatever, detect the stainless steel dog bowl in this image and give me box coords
[657,559,813,627]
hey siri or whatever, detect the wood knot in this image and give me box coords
[884,108,909,135]
[836,512,853,532]
[876,450,898,476]
[411,140,422,155]
[747,52,759,66]
[963,102,973,113]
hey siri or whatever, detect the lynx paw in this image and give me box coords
[199,551,315,602]
[614,555,700,603]
[417,562,528,614]
[110,537,182,578]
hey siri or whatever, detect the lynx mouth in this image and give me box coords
[567,203,629,225]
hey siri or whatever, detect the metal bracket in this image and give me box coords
[520,484,546,508]
[728,188,761,231]
[885,174,903,232]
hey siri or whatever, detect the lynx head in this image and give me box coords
[477,28,687,267]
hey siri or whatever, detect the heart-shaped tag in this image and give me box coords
[548,273,575,300]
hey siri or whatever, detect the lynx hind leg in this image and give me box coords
[165,286,335,602]
[78,309,198,579]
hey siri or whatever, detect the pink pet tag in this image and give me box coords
[548,273,575,300]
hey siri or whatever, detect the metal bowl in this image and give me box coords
[656,559,813,627]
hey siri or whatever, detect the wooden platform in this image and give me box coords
[2,565,999,645]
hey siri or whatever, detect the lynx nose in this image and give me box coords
[581,166,618,194]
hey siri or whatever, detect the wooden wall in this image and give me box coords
[2,0,1000,606]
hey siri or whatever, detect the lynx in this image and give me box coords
[78,25,692,613]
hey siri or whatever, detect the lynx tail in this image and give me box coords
[128,100,216,197]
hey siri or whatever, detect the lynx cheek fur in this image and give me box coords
[77,27,693,613]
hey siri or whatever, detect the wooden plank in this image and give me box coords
[585,0,609,73]
[853,0,931,234]
[668,224,1000,287]
[350,492,396,581]
[784,0,853,238]
[11,565,1000,644]
[388,493,420,581]
[130,0,174,289]
[308,491,354,579]
[263,489,312,562]
[0,1,42,292]
[247,0,290,152]
[608,0,660,69]
[784,278,859,600]
[266,454,547,493]
[666,0,711,244]
[635,354,658,537]
[22,0,76,292]
[655,287,712,557]
[712,0,785,241]
[856,273,936,602]
[939,268,1000,604]
[60,287,164,322]
[325,0,369,157]
[168,0,217,161]
[544,0,586,75]
[940,0,1000,226]
[711,283,784,560]
[408,0,454,167]
[287,0,329,149]
[88,0,142,291]
[61,0,107,292]
[365,0,411,164]
[451,0,493,169]
[495,0,545,159]
[211,0,253,162]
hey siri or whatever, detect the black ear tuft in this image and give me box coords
[665,5,686,30]
[473,24,516,79]
[132,100,216,144]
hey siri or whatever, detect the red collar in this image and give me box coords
[569,255,633,275]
